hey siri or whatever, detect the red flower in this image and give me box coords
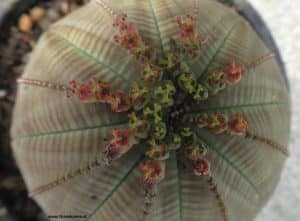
[140,160,166,182]
[77,83,94,101]
[113,14,141,51]
[69,76,112,103]
[96,80,111,102]
[228,115,249,135]
[223,61,245,85]
[111,128,136,147]
[103,128,137,164]
[193,157,211,176]
[103,141,122,163]
[139,160,165,195]
[207,113,228,134]
[177,15,197,41]
[69,78,98,102]
[109,91,131,112]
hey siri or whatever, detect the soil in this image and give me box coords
[0,1,88,220]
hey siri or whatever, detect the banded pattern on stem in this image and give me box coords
[11,1,290,221]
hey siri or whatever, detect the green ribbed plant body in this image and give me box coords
[11,1,290,221]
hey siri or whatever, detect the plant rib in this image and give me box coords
[195,131,260,195]
[29,155,103,197]
[87,156,143,220]
[198,20,240,79]
[245,132,289,157]
[245,52,275,70]
[148,0,166,55]
[175,155,183,221]
[207,175,229,221]
[187,101,288,113]
[51,31,131,83]
[15,121,127,139]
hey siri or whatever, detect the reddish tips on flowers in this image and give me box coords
[145,139,168,160]
[77,82,94,102]
[176,14,201,57]
[113,14,141,51]
[69,77,98,102]
[69,76,112,103]
[228,115,249,135]
[207,113,228,134]
[176,15,197,41]
[140,160,166,183]
[193,157,211,176]
[223,61,245,85]
[96,81,111,102]
[103,128,137,164]
[103,141,122,163]
[111,128,136,147]
[109,91,131,112]
[69,77,132,113]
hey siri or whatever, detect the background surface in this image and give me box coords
[249,1,300,221]
[1,0,300,220]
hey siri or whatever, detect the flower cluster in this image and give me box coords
[184,113,249,136]
[103,128,137,164]
[176,15,202,57]
[68,76,131,112]
[68,13,249,215]
[179,127,210,176]
[113,14,153,61]
[205,61,245,94]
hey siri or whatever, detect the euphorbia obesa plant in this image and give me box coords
[11,0,290,221]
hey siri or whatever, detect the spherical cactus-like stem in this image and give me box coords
[12,1,290,221]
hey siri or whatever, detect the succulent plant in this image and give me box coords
[11,0,290,221]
